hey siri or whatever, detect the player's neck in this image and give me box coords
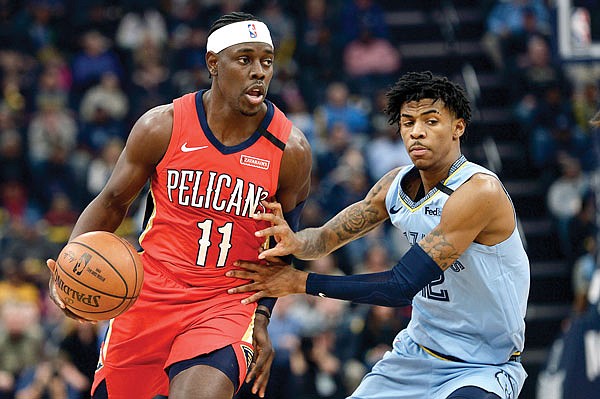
[419,153,463,192]
[203,89,267,145]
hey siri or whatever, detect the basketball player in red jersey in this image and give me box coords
[45,12,312,399]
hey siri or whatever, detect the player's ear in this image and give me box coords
[206,52,218,76]
[453,118,466,140]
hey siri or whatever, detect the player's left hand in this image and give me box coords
[247,311,274,397]
[227,261,308,304]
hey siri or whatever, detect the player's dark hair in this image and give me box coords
[208,12,259,36]
[384,71,472,129]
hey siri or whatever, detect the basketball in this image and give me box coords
[54,231,144,321]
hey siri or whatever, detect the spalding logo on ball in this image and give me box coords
[55,231,144,321]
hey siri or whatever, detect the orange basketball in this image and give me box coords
[54,231,144,321]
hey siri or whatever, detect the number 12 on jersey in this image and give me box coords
[196,219,233,267]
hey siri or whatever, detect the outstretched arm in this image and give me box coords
[229,173,515,306]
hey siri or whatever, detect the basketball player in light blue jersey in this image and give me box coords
[227,71,530,399]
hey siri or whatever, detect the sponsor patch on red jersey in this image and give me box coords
[240,154,270,170]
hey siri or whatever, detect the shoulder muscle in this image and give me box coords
[277,126,312,211]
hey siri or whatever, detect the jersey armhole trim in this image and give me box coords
[155,96,185,174]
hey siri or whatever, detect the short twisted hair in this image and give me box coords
[208,12,259,36]
[384,71,472,128]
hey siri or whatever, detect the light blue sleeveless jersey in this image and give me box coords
[384,155,530,365]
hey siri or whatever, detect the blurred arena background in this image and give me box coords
[0,1,598,398]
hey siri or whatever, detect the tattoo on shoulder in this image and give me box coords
[420,227,460,271]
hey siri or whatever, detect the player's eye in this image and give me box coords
[262,58,273,67]
[238,56,250,65]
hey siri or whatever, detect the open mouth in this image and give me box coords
[245,87,265,105]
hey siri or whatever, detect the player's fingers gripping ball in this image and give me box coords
[54,231,144,321]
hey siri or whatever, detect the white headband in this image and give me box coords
[206,20,273,54]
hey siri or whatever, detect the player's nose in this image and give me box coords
[249,60,266,80]
[410,121,426,138]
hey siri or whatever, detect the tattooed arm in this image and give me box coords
[250,167,400,261]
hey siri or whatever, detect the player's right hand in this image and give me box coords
[46,259,94,323]
[253,201,302,259]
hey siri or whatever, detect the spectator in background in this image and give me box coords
[319,147,371,219]
[0,181,41,228]
[567,191,598,264]
[35,143,79,209]
[343,25,401,98]
[71,30,123,101]
[528,82,593,173]
[79,72,128,127]
[115,5,168,55]
[314,122,352,180]
[340,0,388,44]
[571,236,597,314]
[128,36,171,120]
[63,1,120,41]
[1,210,58,267]
[43,192,78,246]
[57,321,100,399]
[85,137,123,200]
[358,306,409,369]
[0,300,44,399]
[170,26,211,97]
[13,359,66,399]
[284,89,318,152]
[294,0,342,109]
[481,0,550,71]
[35,62,69,115]
[314,82,370,143]
[0,258,40,307]
[364,122,411,181]
[0,50,36,117]
[36,47,72,95]
[513,36,569,130]
[11,0,63,55]
[546,155,590,258]
[537,261,600,398]
[26,86,77,179]
[0,117,31,187]
[250,295,303,399]
[573,80,599,136]
[78,102,125,157]
[293,329,346,399]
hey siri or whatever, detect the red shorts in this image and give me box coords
[92,254,256,399]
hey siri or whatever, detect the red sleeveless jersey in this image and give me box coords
[139,91,292,288]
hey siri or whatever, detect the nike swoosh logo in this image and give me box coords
[181,142,208,152]
[389,205,402,214]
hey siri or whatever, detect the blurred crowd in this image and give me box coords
[0,0,598,398]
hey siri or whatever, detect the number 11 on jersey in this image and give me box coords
[196,219,233,267]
